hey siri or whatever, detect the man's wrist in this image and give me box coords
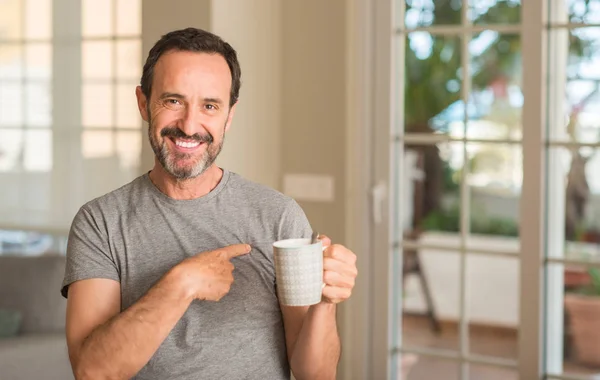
[312,301,337,314]
[165,264,197,302]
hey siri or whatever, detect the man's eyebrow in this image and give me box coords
[203,97,224,105]
[158,93,224,105]
[159,92,186,100]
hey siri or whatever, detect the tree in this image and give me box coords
[404,0,594,239]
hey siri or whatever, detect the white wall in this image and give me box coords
[211,0,283,190]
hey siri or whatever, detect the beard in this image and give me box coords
[148,115,225,180]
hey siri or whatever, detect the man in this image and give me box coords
[62,27,357,380]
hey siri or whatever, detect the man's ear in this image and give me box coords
[135,86,149,122]
[224,102,238,132]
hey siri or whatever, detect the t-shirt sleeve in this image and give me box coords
[61,206,120,298]
[278,198,313,240]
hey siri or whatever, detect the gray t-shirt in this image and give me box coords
[61,169,312,380]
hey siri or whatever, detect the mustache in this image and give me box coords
[160,127,214,144]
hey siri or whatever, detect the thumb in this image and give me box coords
[318,234,332,248]
[219,244,252,260]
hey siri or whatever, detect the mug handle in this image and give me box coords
[320,242,327,289]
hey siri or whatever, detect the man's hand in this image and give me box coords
[319,235,357,304]
[174,244,251,301]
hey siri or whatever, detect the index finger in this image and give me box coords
[218,244,252,260]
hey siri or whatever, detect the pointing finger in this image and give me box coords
[219,244,251,260]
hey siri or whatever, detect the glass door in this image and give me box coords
[372,0,548,379]
[390,1,523,378]
[374,0,600,379]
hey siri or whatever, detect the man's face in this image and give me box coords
[136,50,236,180]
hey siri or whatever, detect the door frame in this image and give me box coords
[346,0,549,379]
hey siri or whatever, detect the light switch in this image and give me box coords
[283,173,335,202]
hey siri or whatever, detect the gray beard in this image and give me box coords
[147,116,225,180]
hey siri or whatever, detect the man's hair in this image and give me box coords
[140,27,241,107]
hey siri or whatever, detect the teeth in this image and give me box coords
[175,139,200,148]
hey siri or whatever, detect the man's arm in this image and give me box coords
[66,244,250,380]
[67,271,193,380]
[283,237,357,380]
[282,304,340,380]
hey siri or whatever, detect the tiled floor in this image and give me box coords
[400,314,600,379]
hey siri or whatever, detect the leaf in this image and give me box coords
[588,267,600,296]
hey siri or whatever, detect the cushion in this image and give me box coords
[0,255,67,333]
[0,333,74,380]
[0,309,22,338]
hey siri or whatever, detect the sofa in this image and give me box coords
[0,255,74,380]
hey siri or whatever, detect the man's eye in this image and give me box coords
[205,104,216,110]
[167,99,181,105]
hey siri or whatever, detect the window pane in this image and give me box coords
[469,0,521,25]
[468,255,519,361]
[469,364,517,380]
[565,0,600,24]
[402,142,463,238]
[402,0,462,28]
[82,130,114,158]
[25,0,52,39]
[116,84,139,128]
[82,41,114,80]
[23,129,51,171]
[116,0,141,36]
[82,83,113,127]
[564,265,600,371]
[82,0,112,37]
[549,28,600,144]
[467,143,521,239]
[547,147,600,263]
[0,82,23,126]
[469,33,522,140]
[25,43,52,79]
[0,45,23,79]
[0,128,23,171]
[0,0,22,40]
[546,263,600,378]
[404,33,461,137]
[402,250,460,351]
[25,82,51,127]
[116,130,141,169]
[116,40,141,79]
[398,353,459,380]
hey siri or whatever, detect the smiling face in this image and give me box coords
[136,50,236,180]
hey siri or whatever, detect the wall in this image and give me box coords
[281,0,348,242]
[211,0,282,190]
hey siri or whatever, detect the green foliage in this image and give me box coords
[421,206,460,233]
[573,267,600,297]
[588,267,600,296]
[403,0,591,131]
[421,205,519,237]
[405,0,595,244]
[442,161,460,193]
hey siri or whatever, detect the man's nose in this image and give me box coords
[179,105,206,137]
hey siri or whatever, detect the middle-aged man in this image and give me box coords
[61,27,358,380]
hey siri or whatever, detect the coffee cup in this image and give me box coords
[272,238,325,306]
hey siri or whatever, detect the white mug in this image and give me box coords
[272,238,325,306]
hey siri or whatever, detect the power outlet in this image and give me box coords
[283,173,335,202]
